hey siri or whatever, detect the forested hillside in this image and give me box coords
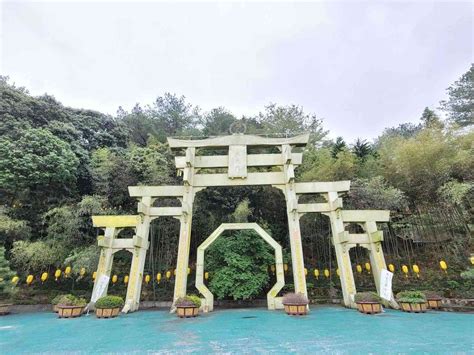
[0,65,472,303]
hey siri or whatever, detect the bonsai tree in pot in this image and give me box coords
[282,293,309,316]
[424,290,443,309]
[95,295,124,318]
[0,246,16,315]
[354,292,382,314]
[175,295,201,318]
[56,294,87,318]
[396,291,427,313]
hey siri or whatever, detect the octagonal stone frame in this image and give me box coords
[195,223,285,312]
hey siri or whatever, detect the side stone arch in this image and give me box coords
[195,223,285,312]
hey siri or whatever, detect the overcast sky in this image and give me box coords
[1,1,472,141]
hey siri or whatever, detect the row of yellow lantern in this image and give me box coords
[11,258,466,286]
[13,267,208,286]
[277,260,453,280]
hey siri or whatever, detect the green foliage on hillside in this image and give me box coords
[0,65,472,302]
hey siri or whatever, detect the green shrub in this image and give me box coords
[95,295,124,309]
[354,292,381,303]
[53,294,87,307]
[186,294,201,307]
[396,291,426,303]
[175,295,201,307]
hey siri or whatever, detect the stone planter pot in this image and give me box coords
[0,303,13,315]
[57,305,84,318]
[427,298,442,310]
[356,302,382,314]
[96,307,121,318]
[400,302,427,313]
[283,304,308,316]
[176,306,199,318]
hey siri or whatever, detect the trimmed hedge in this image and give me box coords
[175,295,201,307]
[52,294,86,307]
[354,292,381,303]
[95,295,124,309]
[396,291,426,303]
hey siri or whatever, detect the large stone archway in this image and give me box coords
[195,223,285,312]
[90,133,396,312]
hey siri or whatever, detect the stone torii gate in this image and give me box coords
[91,133,396,312]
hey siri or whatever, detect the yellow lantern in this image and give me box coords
[92,271,97,280]
[439,260,448,272]
[54,269,61,281]
[356,265,362,273]
[412,264,420,277]
[470,256,474,265]
[304,268,308,276]
[156,273,162,283]
[204,272,209,280]
[188,267,191,275]
[124,275,129,284]
[271,265,276,273]
[314,269,319,279]
[166,271,171,279]
[173,269,176,276]
[402,265,409,277]
[112,275,118,284]
[11,276,19,284]
[284,263,288,272]
[65,266,72,277]
[26,275,34,285]
[388,264,395,273]
[145,275,151,284]
[79,268,86,277]
[41,272,48,282]
[365,262,371,273]
[336,268,340,276]
[324,269,330,278]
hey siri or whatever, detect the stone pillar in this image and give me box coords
[91,227,116,302]
[365,221,398,309]
[123,198,151,313]
[173,147,196,305]
[327,192,357,308]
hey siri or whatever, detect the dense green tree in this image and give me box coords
[0,128,79,202]
[440,64,474,127]
[420,107,443,129]
[258,104,327,145]
[346,177,407,210]
[206,201,274,300]
[201,107,237,136]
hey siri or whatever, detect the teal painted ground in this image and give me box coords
[0,306,472,354]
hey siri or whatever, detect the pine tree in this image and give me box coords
[332,137,347,158]
[440,64,474,127]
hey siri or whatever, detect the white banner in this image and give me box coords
[379,269,393,301]
[91,275,110,302]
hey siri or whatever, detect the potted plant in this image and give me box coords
[354,292,382,314]
[396,291,427,313]
[56,294,87,318]
[175,295,201,318]
[95,295,124,318]
[424,291,443,309]
[282,293,309,315]
[51,294,67,313]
